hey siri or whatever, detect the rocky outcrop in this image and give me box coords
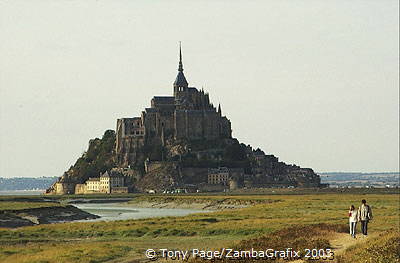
[46,130,117,194]
[135,162,181,192]
[0,205,100,228]
[46,132,322,194]
[45,125,322,195]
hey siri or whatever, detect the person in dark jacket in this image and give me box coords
[357,199,373,236]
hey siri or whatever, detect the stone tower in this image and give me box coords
[116,44,232,167]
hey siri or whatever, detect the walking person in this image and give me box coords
[358,199,373,236]
[348,205,358,238]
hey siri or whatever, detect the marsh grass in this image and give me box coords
[333,230,400,263]
[0,241,134,263]
[190,223,349,262]
[0,193,398,263]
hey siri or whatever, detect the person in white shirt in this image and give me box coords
[348,205,358,238]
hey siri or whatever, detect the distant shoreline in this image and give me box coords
[0,190,44,196]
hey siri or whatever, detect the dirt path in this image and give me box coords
[290,232,375,263]
[330,232,372,253]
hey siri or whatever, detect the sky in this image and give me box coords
[0,0,399,178]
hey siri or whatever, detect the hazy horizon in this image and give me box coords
[1,1,399,178]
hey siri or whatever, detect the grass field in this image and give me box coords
[0,190,398,263]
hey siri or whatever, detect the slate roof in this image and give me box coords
[174,71,188,87]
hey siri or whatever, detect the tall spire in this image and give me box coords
[174,42,188,88]
[178,41,183,72]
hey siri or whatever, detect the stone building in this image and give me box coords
[208,167,230,185]
[116,44,232,167]
[74,171,127,194]
[207,167,244,186]
[99,171,126,193]
[74,183,86,195]
[53,182,75,195]
[86,177,100,192]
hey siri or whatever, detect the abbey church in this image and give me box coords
[116,45,232,167]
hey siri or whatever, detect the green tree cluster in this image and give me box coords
[66,130,116,182]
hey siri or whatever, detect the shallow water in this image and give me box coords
[73,203,209,221]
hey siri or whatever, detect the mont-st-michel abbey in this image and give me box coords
[116,45,232,167]
[47,45,322,195]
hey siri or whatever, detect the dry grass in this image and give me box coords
[334,230,400,263]
[0,241,134,263]
[190,223,349,262]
